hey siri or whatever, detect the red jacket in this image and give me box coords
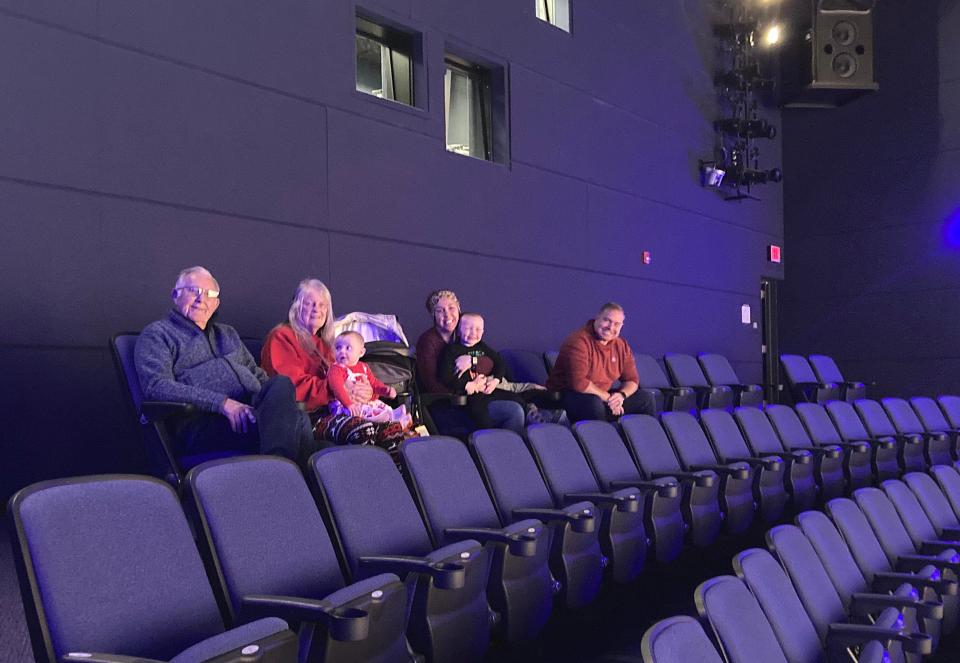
[547,321,639,392]
[261,325,334,411]
[327,362,390,407]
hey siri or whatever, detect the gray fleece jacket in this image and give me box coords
[134,309,267,413]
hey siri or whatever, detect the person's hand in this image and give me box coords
[483,377,500,394]
[386,386,397,399]
[466,376,486,395]
[606,391,625,412]
[348,402,364,417]
[346,379,374,404]
[454,355,473,376]
[530,384,547,391]
[222,398,256,433]
[609,402,625,416]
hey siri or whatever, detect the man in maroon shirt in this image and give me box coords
[547,302,654,422]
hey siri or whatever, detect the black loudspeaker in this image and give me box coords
[809,0,877,90]
[780,0,877,107]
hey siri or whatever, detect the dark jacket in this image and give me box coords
[135,309,267,413]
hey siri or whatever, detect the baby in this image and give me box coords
[328,331,412,428]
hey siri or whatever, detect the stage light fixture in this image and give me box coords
[715,118,777,140]
[762,23,783,47]
[728,167,782,186]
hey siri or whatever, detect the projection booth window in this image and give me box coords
[535,0,570,32]
[355,15,415,107]
[444,58,492,160]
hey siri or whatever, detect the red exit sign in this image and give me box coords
[768,244,782,263]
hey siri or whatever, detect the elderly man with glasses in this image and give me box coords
[134,266,316,462]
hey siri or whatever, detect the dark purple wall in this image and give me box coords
[0,1,783,499]
[781,1,959,398]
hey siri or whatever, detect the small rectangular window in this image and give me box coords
[444,59,492,160]
[355,16,415,107]
[535,0,570,32]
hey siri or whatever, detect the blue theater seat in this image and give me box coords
[185,456,411,663]
[734,547,928,663]
[765,404,846,500]
[525,423,657,580]
[938,396,960,430]
[910,397,960,459]
[572,419,685,560]
[735,407,817,511]
[855,399,926,473]
[808,355,867,402]
[664,353,733,410]
[819,400,896,483]
[781,354,841,404]
[640,615,725,663]
[633,353,696,413]
[882,397,953,467]
[8,475,298,663]
[660,411,755,534]
[697,353,763,407]
[697,571,897,663]
[852,488,960,585]
[766,524,933,662]
[617,414,722,547]
[309,446,492,663]
[468,428,603,610]
[931,465,960,522]
[795,509,947,646]
[700,408,786,523]
[399,435,554,643]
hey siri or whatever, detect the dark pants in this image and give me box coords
[177,376,318,462]
[561,389,655,423]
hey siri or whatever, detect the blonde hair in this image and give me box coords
[285,279,335,361]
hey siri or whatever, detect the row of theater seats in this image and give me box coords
[642,469,960,663]
[781,353,870,404]
[15,393,960,663]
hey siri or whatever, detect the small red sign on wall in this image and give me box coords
[642,250,652,265]
[768,245,782,263]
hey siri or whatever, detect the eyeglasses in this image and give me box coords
[175,286,220,300]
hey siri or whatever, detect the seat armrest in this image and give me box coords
[786,450,814,464]
[140,400,194,423]
[826,623,931,655]
[662,386,692,396]
[895,433,924,445]
[62,654,166,663]
[834,440,872,453]
[241,594,370,641]
[872,437,897,449]
[940,526,960,540]
[897,553,960,575]
[419,393,468,407]
[513,507,596,534]
[803,445,842,459]
[564,491,639,513]
[849,592,943,620]
[727,455,783,472]
[873,571,958,596]
[444,526,538,557]
[608,478,680,498]
[691,464,750,481]
[651,470,715,487]
[358,554,466,589]
[919,540,960,556]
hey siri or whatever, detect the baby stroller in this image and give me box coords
[334,312,425,431]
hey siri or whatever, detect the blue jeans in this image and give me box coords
[487,399,525,435]
[177,376,316,461]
